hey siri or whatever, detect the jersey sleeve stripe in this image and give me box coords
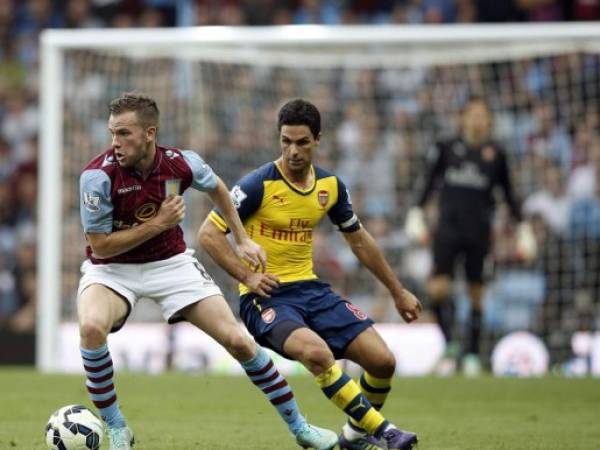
[208,210,228,232]
[338,214,359,231]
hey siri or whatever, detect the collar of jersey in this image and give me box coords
[273,161,316,196]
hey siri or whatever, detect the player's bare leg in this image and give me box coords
[181,297,338,450]
[78,284,134,449]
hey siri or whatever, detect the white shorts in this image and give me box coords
[77,249,222,330]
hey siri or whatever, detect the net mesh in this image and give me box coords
[59,43,600,364]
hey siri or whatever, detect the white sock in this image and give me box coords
[342,422,367,441]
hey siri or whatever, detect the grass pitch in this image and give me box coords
[0,369,598,449]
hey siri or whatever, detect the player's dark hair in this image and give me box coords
[277,99,321,139]
[109,92,159,130]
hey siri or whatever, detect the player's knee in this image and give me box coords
[428,277,451,301]
[300,344,335,375]
[373,350,396,378]
[468,283,484,309]
[223,329,254,361]
[79,319,109,348]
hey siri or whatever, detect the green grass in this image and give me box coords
[1,369,599,449]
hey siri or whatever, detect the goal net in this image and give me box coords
[39,24,600,372]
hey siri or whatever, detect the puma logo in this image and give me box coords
[273,195,287,205]
[284,409,293,416]
[349,398,366,414]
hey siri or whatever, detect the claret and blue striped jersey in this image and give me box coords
[208,161,360,294]
[80,145,217,264]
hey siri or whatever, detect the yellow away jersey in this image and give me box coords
[208,161,361,294]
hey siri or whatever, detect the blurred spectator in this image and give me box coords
[566,0,600,20]
[523,162,570,236]
[15,0,65,36]
[1,91,38,165]
[292,0,342,24]
[139,7,167,27]
[65,0,105,28]
[516,0,564,21]
[475,0,525,21]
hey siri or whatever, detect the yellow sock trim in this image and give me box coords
[315,364,343,388]
[363,372,392,389]
[357,408,386,435]
[350,372,392,428]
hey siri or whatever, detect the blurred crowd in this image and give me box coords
[0,0,599,366]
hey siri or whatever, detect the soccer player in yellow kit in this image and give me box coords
[199,99,422,450]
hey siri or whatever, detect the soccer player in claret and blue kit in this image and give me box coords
[77,92,337,450]
[200,98,422,450]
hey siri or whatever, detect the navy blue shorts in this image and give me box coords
[240,280,373,360]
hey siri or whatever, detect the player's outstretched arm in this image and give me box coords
[87,195,185,259]
[198,219,279,297]
[207,176,266,271]
[342,227,422,323]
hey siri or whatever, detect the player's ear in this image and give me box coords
[146,126,157,142]
[315,132,322,145]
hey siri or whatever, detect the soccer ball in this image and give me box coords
[45,405,103,450]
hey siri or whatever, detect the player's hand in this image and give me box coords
[516,221,537,262]
[393,288,422,323]
[405,207,428,245]
[242,272,280,298]
[155,195,185,230]
[237,237,267,273]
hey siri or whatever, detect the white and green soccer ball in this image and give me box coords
[45,405,103,450]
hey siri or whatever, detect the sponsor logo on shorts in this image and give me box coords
[261,308,276,324]
[346,302,367,320]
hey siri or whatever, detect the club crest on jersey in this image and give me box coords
[83,192,100,212]
[261,308,276,324]
[318,190,329,207]
[482,145,496,162]
[346,303,367,320]
[165,179,181,196]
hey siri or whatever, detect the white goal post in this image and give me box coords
[38,23,600,372]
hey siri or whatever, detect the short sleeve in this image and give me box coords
[208,171,264,232]
[327,177,361,233]
[80,169,113,233]
[182,150,217,192]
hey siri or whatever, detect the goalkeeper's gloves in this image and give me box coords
[516,221,537,262]
[405,207,428,244]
